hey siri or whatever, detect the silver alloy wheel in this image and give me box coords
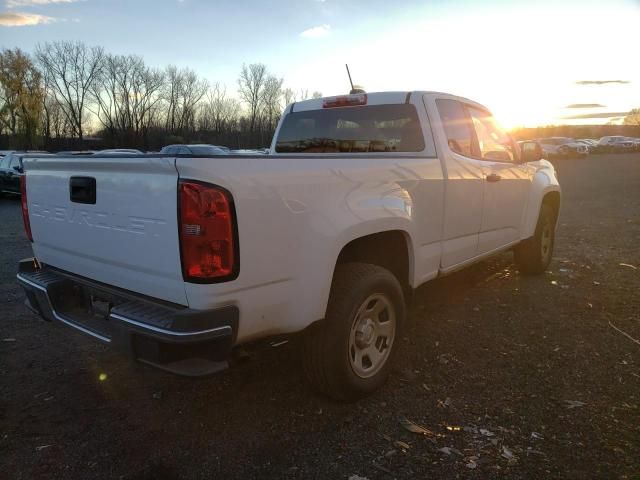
[541,220,552,263]
[348,293,396,379]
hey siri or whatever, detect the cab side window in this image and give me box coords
[436,99,477,158]
[466,106,516,162]
[9,157,20,170]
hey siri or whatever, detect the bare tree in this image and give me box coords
[178,69,207,133]
[90,54,165,145]
[261,75,284,131]
[131,63,165,145]
[163,65,207,135]
[198,83,240,133]
[282,87,296,108]
[35,41,104,141]
[42,94,72,140]
[238,63,267,132]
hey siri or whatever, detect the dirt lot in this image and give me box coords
[1,153,639,480]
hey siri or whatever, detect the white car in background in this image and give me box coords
[537,137,588,159]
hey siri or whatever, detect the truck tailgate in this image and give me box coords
[24,155,188,306]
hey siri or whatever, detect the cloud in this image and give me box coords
[562,111,630,120]
[565,103,606,109]
[300,24,331,38]
[6,0,78,7]
[0,11,54,26]
[575,80,630,85]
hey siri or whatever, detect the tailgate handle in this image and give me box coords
[70,177,96,204]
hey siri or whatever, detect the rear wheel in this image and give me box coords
[514,204,556,275]
[302,263,405,401]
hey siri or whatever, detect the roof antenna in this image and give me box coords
[345,64,365,94]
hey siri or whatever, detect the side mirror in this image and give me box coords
[12,165,22,173]
[520,141,543,162]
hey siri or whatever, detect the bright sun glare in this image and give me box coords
[285,3,640,129]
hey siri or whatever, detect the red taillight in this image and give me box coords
[322,93,367,108]
[179,180,237,282]
[19,175,33,242]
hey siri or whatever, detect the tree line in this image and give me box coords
[0,42,321,151]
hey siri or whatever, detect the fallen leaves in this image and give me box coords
[399,417,437,437]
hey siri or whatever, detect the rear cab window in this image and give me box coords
[275,104,425,154]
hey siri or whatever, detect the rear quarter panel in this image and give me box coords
[177,154,444,343]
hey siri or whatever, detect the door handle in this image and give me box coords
[486,173,502,182]
[70,177,96,204]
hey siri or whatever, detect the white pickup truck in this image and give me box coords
[17,91,560,400]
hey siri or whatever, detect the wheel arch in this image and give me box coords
[522,168,561,239]
[333,230,413,296]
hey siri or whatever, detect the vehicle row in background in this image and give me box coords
[537,137,589,159]
[523,136,640,159]
[0,145,269,196]
[597,136,640,153]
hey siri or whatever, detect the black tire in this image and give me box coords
[302,262,405,401]
[514,204,556,275]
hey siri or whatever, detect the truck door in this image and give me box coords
[428,96,485,269]
[465,106,532,254]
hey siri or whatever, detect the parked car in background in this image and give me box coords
[231,149,269,155]
[160,144,230,155]
[56,150,97,156]
[576,139,598,153]
[613,137,640,153]
[598,136,634,153]
[611,137,635,152]
[537,137,588,159]
[0,152,51,196]
[96,149,145,155]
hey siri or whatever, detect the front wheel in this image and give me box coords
[514,204,556,275]
[302,263,405,401]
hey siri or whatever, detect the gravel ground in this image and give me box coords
[0,153,639,480]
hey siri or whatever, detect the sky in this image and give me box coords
[1,0,639,128]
